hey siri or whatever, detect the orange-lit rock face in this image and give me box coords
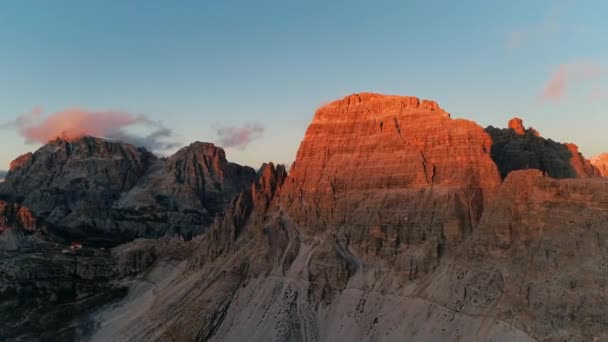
[9,153,33,172]
[564,143,600,178]
[508,117,526,135]
[0,200,38,232]
[591,153,608,176]
[276,93,501,275]
[285,92,499,197]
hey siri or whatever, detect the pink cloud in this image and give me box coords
[18,109,145,143]
[2,108,178,152]
[215,123,264,149]
[540,65,568,101]
[539,62,605,102]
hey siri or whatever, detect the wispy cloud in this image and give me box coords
[539,62,605,102]
[215,123,264,149]
[505,1,566,50]
[1,108,179,153]
[588,85,608,102]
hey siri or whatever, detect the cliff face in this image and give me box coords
[0,200,38,233]
[0,137,255,245]
[591,153,608,176]
[283,93,500,237]
[115,142,256,240]
[486,118,600,179]
[423,170,608,341]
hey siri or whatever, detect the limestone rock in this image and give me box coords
[508,117,526,135]
[591,153,608,176]
[427,170,608,341]
[115,142,256,240]
[0,137,254,245]
[486,118,600,179]
[0,200,39,233]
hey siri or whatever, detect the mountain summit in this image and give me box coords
[0,136,255,245]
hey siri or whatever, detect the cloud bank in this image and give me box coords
[1,108,179,153]
[215,123,264,149]
[540,62,604,102]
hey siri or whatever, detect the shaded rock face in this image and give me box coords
[0,137,255,245]
[591,153,608,176]
[0,239,120,342]
[115,142,256,240]
[0,234,197,342]
[423,170,608,341]
[486,118,600,179]
[0,200,39,233]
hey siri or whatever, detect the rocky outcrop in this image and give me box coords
[190,162,287,267]
[591,153,608,176]
[0,201,41,252]
[0,200,39,233]
[0,137,255,245]
[486,118,600,179]
[508,117,526,135]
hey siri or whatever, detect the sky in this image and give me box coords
[1,0,607,170]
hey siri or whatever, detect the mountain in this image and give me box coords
[1,93,607,342]
[0,137,255,245]
[591,153,608,176]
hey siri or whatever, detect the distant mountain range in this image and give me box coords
[1,93,607,342]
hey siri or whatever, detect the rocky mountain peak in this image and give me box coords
[313,92,450,124]
[252,162,287,211]
[485,120,599,179]
[170,141,227,160]
[0,136,255,244]
[508,117,526,135]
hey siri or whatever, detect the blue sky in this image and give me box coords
[1,0,607,170]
